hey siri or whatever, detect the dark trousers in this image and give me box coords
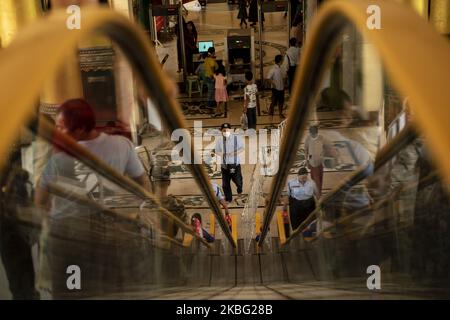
[221,164,243,202]
[288,197,316,230]
[288,65,296,93]
[205,77,216,108]
[0,217,39,299]
[269,89,285,116]
[246,107,257,129]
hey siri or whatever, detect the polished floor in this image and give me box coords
[91,280,440,300]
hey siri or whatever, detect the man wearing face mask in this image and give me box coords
[304,125,336,198]
[214,123,244,203]
[283,167,318,231]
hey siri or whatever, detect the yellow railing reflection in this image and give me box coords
[0,7,235,247]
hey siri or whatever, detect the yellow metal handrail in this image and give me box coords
[259,0,450,245]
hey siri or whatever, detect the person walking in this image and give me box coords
[191,213,215,243]
[213,64,228,116]
[150,165,187,239]
[283,167,318,231]
[238,0,248,28]
[267,55,286,119]
[211,182,232,230]
[204,47,218,108]
[185,21,198,75]
[243,71,258,130]
[215,123,244,203]
[304,125,336,198]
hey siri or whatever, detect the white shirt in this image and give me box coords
[285,46,300,66]
[287,178,317,201]
[267,64,284,91]
[79,133,145,178]
[212,182,225,201]
[214,133,244,165]
[244,83,258,109]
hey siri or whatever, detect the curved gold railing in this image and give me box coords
[258,0,450,244]
[0,7,235,248]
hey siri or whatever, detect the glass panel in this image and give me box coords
[0,31,236,299]
[278,22,450,297]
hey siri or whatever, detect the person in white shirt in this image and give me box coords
[214,123,244,202]
[285,37,301,94]
[243,71,258,130]
[283,167,318,230]
[267,55,286,118]
[35,99,150,213]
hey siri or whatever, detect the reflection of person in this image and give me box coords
[0,152,40,299]
[35,99,150,207]
[215,123,244,203]
[34,99,152,298]
[191,213,215,243]
[204,47,219,108]
[315,88,376,221]
[305,125,337,198]
[283,167,318,230]
[33,114,55,186]
[150,165,187,238]
[317,87,351,112]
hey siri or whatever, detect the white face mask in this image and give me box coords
[223,131,231,138]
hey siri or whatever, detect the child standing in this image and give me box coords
[213,65,228,116]
[243,71,258,130]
